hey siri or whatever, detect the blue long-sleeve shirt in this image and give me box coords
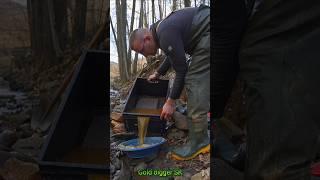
[150,7,197,99]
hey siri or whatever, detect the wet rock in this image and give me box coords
[113,104,125,112]
[0,150,13,167]
[111,120,126,134]
[0,56,12,77]
[44,80,59,90]
[0,130,17,148]
[9,151,37,163]
[111,112,123,122]
[0,120,14,133]
[148,156,168,169]
[0,90,15,100]
[12,133,43,157]
[133,162,147,173]
[113,170,121,180]
[0,144,12,152]
[191,167,210,180]
[111,102,116,109]
[17,123,33,139]
[112,156,121,170]
[110,163,116,175]
[175,170,192,180]
[110,89,120,98]
[113,161,132,180]
[0,77,10,89]
[0,158,39,180]
[173,111,188,130]
[4,113,30,126]
[0,100,6,107]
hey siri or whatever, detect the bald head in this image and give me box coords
[129,28,149,49]
[129,28,158,57]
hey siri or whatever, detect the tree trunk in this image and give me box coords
[116,0,124,80]
[121,0,130,77]
[172,0,177,11]
[98,0,105,25]
[53,0,68,49]
[72,0,88,46]
[164,0,166,17]
[143,1,148,28]
[110,16,123,79]
[184,0,191,7]
[28,0,60,70]
[158,0,163,20]
[133,0,144,74]
[90,0,97,33]
[115,0,130,81]
[129,0,136,33]
[152,0,155,24]
[127,0,136,72]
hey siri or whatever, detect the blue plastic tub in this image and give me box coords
[117,137,166,158]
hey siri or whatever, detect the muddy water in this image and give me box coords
[62,148,109,179]
[88,174,109,180]
[129,108,162,145]
[137,116,150,145]
[129,108,162,115]
[63,147,107,164]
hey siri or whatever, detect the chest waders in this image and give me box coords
[171,5,211,161]
[240,0,320,179]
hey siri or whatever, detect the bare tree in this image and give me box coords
[158,0,163,20]
[172,0,177,11]
[152,0,155,24]
[184,0,191,7]
[133,0,144,74]
[164,0,166,17]
[28,0,63,70]
[128,0,138,75]
[53,0,68,49]
[115,0,130,81]
[143,1,148,28]
[72,0,88,46]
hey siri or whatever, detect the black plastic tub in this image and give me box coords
[123,78,169,136]
[38,50,109,179]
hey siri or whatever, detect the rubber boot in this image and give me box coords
[171,118,210,160]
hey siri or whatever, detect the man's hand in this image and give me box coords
[147,71,160,83]
[160,98,175,120]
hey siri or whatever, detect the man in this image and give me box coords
[129,5,210,160]
[214,0,320,179]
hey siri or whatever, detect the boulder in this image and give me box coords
[191,167,210,180]
[0,130,17,148]
[111,112,123,122]
[12,133,43,157]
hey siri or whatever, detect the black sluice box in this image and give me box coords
[38,50,108,179]
[123,78,169,136]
